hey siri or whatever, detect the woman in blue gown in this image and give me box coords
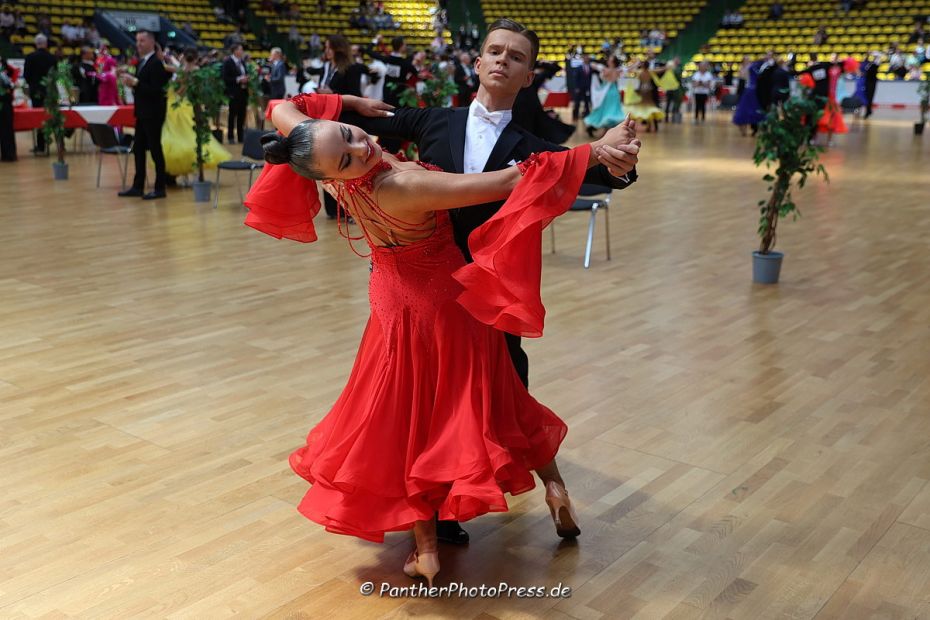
[584,56,625,135]
[732,60,766,136]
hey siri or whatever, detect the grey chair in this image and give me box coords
[86,123,132,190]
[550,183,612,269]
[214,128,269,209]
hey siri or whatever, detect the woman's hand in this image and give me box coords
[342,94,395,117]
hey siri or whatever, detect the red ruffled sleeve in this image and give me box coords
[451,144,592,338]
[243,94,343,242]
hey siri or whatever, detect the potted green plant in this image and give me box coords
[174,63,228,201]
[915,79,929,136]
[751,92,829,284]
[41,61,75,180]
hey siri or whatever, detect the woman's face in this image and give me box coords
[310,120,383,180]
[324,40,333,60]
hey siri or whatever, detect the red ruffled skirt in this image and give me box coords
[289,213,568,542]
[818,98,848,134]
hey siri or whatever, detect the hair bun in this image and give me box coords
[261,133,291,165]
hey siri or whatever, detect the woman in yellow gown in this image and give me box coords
[623,61,664,132]
[162,49,231,180]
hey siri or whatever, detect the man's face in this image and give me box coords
[460,52,471,66]
[474,29,534,96]
[136,32,154,56]
[234,46,244,59]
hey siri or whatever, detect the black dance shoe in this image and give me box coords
[118,188,144,197]
[142,191,167,200]
[436,519,470,545]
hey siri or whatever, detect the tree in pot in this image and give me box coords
[41,61,75,180]
[915,79,929,136]
[174,62,228,201]
[751,91,829,284]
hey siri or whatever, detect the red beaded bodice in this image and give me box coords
[328,153,446,258]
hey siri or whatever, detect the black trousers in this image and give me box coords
[0,95,15,161]
[864,83,876,117]
[504,332,529,387]
[31,95,46,151]
[227,92,248,142]
[572,92,591,120]
[694,93,709,120]
[131,115,167,192]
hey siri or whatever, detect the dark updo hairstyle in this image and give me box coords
[261,120,324,180]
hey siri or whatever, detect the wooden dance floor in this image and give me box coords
[1,111,928,619]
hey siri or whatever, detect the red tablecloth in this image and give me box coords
[13,105,136,131]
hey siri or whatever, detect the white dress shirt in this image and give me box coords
[463,99,513,174]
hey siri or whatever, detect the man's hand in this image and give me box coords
[342,94,395,117]
[120,73,137,88]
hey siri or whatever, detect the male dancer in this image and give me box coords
[298,18,641,544]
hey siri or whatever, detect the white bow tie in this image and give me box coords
[474,108,505,126]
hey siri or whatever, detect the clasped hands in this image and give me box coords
[591,116,640,178]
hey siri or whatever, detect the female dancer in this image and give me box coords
[816,55,848,144]
[584,55,625,136]
[161,48,231,180]
[244,93,640,586]
[732,58,766,136]
[623,61,663,132]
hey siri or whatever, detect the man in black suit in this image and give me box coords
[223,43,250,143]
[569,53,593,121]
[71,46,98,104]
[23,34,57,154]
[118,31,171,200]
[453,51,477,105]
[340,18,640,545]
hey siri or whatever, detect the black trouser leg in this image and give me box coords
[229,95,247,142]
[323,192,337,218]
[695,94,708,120]
[31,95,47,151]
[504,332,529,388]
[142,116,167,192]
[131,120,149,191]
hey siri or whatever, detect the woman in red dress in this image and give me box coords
[244,93,639,585]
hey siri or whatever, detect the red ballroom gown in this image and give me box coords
[244,94,592,543]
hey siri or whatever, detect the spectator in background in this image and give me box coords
[266,47,287,99]
[569,52,593,121]
[690,61,714,123]
[908,21,926,44]
[222,43,250,143]
[721,10,735,29]
[769,2,784,19]
[453,50,477,105]
[85,21,101,48]
[887,43,906,79]
[0,5,14,39]
[813,26,829,45]
[24,34,57,154]
[731,10,744,28]
[288,24,303,47]
[0,55,16,162]
[181,22,197,38]
[309,32,322,56]
[71,46,99,104]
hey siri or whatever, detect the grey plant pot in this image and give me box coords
[915,122,925,135]
[192,181,212,202]
[52,161,69,180]
[752,251,784,284]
